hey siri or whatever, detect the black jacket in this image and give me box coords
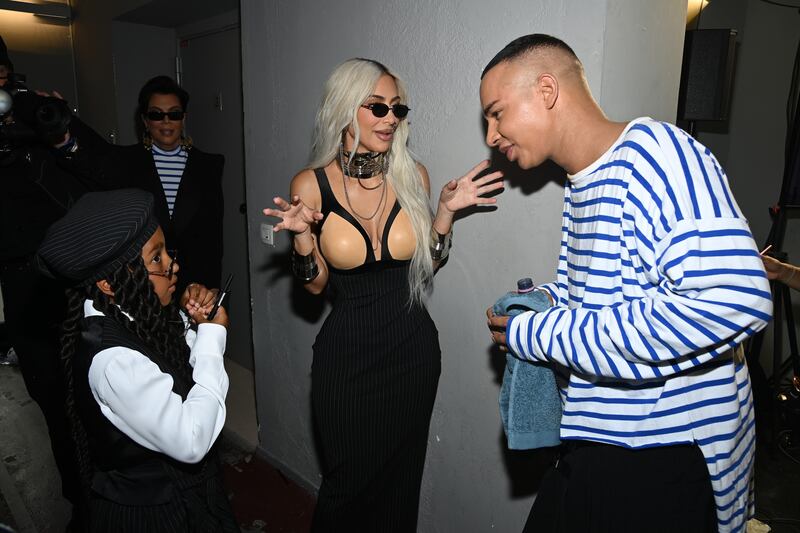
[107,143,224,295]
[0,117,113,262]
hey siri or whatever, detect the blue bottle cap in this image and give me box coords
[517,277,534,292]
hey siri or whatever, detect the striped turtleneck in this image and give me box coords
[151,144,187,217]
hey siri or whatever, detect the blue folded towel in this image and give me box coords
[494,290,562,450]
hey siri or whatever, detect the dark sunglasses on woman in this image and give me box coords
[361,103,410,119]
[145,110,185,121]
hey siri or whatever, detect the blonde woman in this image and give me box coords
[264,58,503,531]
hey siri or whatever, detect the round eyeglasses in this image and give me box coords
[147,249,178,279]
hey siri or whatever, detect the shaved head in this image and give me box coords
[480,33,614,174]
[482,33,584,85]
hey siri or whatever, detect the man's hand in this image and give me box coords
[486,306,511,352]
[762,254,800,290]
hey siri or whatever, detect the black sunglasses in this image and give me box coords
[145,110,185,121]
[361,103,410,119]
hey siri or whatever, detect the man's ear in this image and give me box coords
[537,73,559,110]
[95,279,114,298]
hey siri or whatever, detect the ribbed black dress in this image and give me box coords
[311,169,441,532]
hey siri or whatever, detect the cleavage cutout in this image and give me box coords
[314,168,415,270]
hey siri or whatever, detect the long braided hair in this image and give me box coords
[60,256,191,494]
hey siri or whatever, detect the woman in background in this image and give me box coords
[264,58,503,532]
[111,76,224,296]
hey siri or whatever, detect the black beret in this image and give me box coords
[37,189,159,286]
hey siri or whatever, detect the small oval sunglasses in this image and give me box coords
[361,103,410,119]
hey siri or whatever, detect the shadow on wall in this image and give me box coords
[453,153,567,224]
[478,106,567,500]
[257,247,327,324]
[486,343,559,499]
[493,152,567,195]
[501,433,559,498]
[480,113,568,195]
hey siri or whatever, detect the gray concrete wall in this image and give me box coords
[70,0,154,140]
[70,0,240,141]
[601,0,686,122]
[241,1,686,530]
[110,21,176,145]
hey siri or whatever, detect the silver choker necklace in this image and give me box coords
[339,145,388,179]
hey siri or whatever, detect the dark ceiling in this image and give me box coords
[115,0,239,28]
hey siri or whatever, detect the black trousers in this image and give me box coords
[524,442,717,533]
[0,261,82,508]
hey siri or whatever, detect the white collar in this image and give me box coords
[83,299,189,328]
[83,299,134,321]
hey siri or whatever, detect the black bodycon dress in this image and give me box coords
[310,168,441,532]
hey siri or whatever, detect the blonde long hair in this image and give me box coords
[308,58,433,303]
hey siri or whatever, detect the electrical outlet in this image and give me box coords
[260,223,274,246]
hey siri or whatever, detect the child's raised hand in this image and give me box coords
[182,283,229,328]
[181,283,217,309]
[188,303,229,329]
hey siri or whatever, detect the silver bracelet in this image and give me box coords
[291,248,319,282]
[430,227,453,262]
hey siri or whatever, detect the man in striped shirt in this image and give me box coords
[482,34,772,533]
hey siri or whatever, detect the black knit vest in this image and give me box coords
[74,315,213,505]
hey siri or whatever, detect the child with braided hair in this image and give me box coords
[37,188,237,532]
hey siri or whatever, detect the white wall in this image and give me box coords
[241,1,686,530]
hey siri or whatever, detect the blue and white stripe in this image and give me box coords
[506,118,772,533]
[151,144,187,216]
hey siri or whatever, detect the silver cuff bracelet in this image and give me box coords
[430,227,452,262]
[291,249,319,282]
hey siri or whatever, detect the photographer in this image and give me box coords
[0,36,111,531]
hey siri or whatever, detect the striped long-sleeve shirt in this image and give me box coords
[151,144,188,216]
[506,118,772,533]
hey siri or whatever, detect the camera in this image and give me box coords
[0,72,72,158]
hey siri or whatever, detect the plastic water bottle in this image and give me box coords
[492,277,551,317]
